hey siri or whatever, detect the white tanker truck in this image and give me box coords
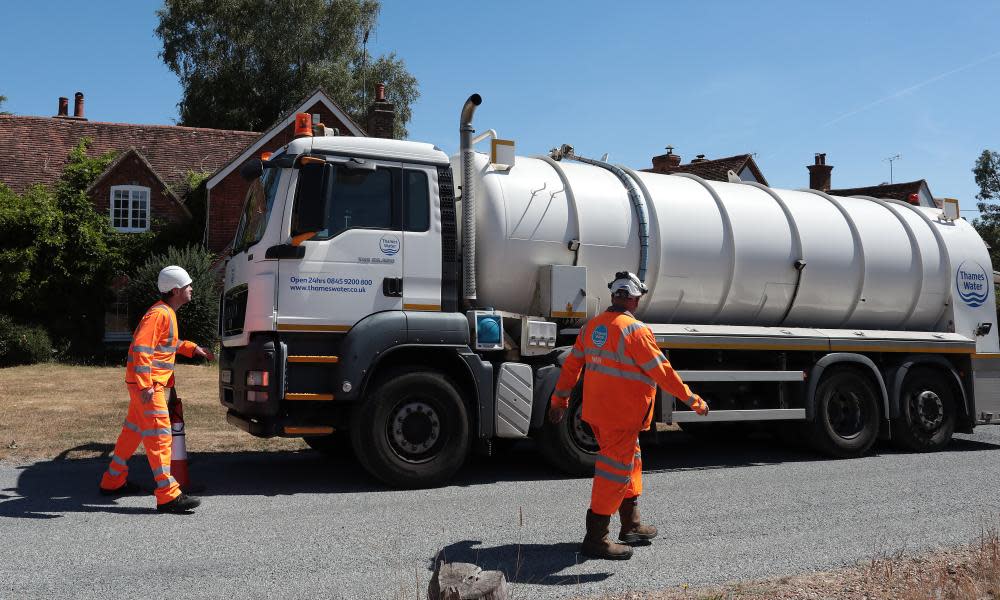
[219,94,1000,487]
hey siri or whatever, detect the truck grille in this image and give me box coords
[221,284,248,336]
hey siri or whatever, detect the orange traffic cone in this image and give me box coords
[167,389,190,488]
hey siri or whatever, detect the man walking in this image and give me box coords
[549,271,709,560]
[99,266,214,513]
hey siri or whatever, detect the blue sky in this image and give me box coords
[2,1,999,213]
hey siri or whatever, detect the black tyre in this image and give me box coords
[303,432,353,458]
[350,370,469,488]
[890,368,957,452]
[808,368,881,458]
[536,384,597,476]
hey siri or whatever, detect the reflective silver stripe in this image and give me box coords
[571,347,584,358]
[686,394,697,405]
[124,420,140,434]
[596,454,633,472]
[126,354,134,364]
[133,366,151,374]
[151,360,175,370]
[585,347,635,366]
[143,428,172,437]
[132,345,154,354]
[155,345,177,353]
[587,362,655,386]
[639,354,668,371]
[553,389,571,398]
[622,322,646,337]
[144,410,169,416]
[111,455,128,467]
[107,466,122,477]
[156,475,178,489]
[594,465,630,484]
[152,466,171,476]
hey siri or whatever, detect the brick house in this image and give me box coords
[644,146,769,185]
[807,153,938,208]
[0,88,395,341]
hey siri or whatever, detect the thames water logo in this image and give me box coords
[379,236,400,256]
[956,260,989,308]
[591,325,609,348]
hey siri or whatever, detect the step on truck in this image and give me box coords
[219,94,1000,488]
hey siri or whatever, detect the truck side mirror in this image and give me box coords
[240,158,264,181]
[291,162,328,235]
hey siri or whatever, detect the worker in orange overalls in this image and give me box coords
[549,271,709,560]
[99,266,215,513]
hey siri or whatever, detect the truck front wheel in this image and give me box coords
[809,368,881,458]
[350,370,469,488]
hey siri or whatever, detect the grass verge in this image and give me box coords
[0,362,305,461]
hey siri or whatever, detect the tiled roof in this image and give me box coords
[828,180,928,202]
[0,115,260,194]
[643,154,769,186]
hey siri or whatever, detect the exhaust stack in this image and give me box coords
[460,94,482,302]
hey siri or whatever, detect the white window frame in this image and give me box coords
[109,185,151,233]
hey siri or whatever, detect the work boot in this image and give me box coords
[581,509,633,560]
[99,481,146,497]
[618,496,658,544]
[156,493,201,514]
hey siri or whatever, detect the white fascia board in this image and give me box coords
[206,90,365,190]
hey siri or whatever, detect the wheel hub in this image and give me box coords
[913,390,944,431]
[390,401,440,456]
[828,391,864,439]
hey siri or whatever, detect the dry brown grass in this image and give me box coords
[607,523,1000,600]
[0,362,305,462]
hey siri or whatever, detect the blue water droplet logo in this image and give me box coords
[591,325,608,348]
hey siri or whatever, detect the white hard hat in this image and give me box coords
[608,271,648,297]
[157,265,193,293]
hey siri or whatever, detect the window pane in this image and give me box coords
[319,167,393,239]
[236,167,281,252]
[404,170,430,232]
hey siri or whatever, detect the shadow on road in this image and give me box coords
[434,540,612,586]
[1,430,997,520]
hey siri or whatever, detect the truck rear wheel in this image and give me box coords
[809,368,881,458]
[350,370,469,488]
[537,385,597,476]
[890,368,956,452]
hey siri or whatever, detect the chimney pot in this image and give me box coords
[73,92,84,119]
[375,83,386,102]
[57,97,69,117]
[690,154,708,163]
[651,146,682,171]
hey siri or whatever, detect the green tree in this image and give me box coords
[972,150,1000,267]
[0,94,10,115]
[155,0,418,137]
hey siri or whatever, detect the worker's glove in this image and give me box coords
[548,395,568,424]
[690,394,709,416]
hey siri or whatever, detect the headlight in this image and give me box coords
[220,369,233,384]
[246,370,269,387]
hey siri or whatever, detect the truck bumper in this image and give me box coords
[219,333,286,421]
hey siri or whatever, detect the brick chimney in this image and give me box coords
[73,92,86,119]
[55,96,69,118]
[807,153,833,191]
[365,83,395,139]
[650,146,682,172]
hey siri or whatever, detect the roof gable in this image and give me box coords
[206,89,366,189]
[86,147,192,219]
[828,179,931,202]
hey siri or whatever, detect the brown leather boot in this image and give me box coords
[581,509,633,560]
[618,496,658,544]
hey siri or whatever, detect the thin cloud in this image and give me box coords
[823,50,1000,127]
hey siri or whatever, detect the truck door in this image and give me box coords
[401,165,442,311]
[276,158,404,331]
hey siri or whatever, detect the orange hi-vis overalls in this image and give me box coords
[551,307,702,516]
[100,301,197,504]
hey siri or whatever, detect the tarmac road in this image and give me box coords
[1,428,999,599]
